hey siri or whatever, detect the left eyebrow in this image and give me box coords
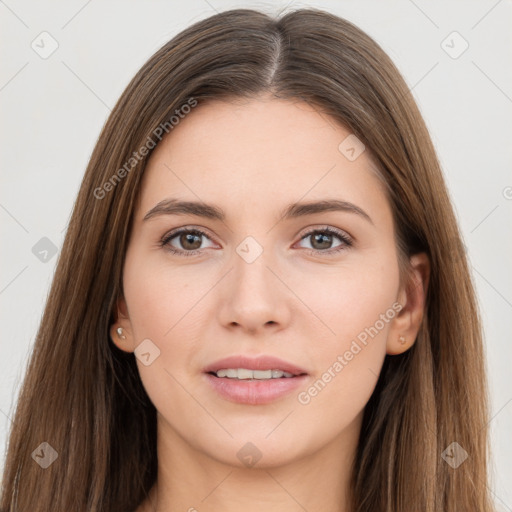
[143,198,373,225]
[280,199,373,225]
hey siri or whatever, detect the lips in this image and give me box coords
[203,355,308,376]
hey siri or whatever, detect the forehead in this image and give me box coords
[136,96,389,224]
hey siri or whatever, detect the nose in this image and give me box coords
[217,245,292,334]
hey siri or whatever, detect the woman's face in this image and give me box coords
[115,95,412,468]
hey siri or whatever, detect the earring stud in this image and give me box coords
[398,335,406,345]
[116,327,126,340]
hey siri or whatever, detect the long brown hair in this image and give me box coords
[0,8,494,512]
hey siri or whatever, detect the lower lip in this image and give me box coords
[204,373,309,405]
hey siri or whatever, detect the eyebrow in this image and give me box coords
[143,198,373,225]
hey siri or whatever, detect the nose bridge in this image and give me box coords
[232,234,277,299]
[218,233,289,330]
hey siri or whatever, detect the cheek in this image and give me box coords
[298,251,399,344]
[121,251,216,403]
[121,255,207,418]
[122,251,207,341]
[294,253,399,403]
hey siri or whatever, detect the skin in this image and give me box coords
[110,94,429,512]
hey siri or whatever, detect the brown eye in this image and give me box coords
[161,228,215,256]
[310,232,335,250]
[178,232,203,250]
[297,227,353,255]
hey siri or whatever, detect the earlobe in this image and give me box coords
[109,323,134,353]
[109,296,134,353]
[386,333,411,355]
[386,252,430,355]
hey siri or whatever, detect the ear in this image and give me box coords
[386,252,430,355]
[109,295,135,353]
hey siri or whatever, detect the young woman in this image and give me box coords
[0,8,495,512]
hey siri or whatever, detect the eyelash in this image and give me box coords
[160,226,353,257]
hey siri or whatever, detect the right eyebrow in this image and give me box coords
[143,199,225,222]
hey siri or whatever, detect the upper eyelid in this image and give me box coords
[163,226,217,243]
[297,225,351,239]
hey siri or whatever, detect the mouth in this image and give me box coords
[202,355,309,405]
[203,354,308,378]
[206,368,307,380]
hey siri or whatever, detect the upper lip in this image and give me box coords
[203,355,308,376]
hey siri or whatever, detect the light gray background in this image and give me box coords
[1,0,511,509]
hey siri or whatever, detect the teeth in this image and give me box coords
[214,368,295,379]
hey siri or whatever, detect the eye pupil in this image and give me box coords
[312,232,332,250]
